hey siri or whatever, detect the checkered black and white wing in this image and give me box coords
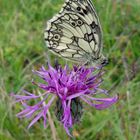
[44,0,105,64]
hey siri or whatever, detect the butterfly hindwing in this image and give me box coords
[45,13,88,62]
[44,0,103,63]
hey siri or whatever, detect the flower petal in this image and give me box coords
[81,95,118,110]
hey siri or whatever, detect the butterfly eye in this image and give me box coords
[53,34,60,41]
[101,59,109,66]
[77,20,83,26]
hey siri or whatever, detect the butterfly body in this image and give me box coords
[45,0,108,66]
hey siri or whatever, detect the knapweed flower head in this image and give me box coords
[12,63,118,136]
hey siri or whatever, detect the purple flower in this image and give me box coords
[12,63,118,136]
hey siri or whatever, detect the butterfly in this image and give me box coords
[44,0,108,66]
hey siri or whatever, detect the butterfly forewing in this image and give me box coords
[44,0,104,64]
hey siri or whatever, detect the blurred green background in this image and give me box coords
[0,0,140,140]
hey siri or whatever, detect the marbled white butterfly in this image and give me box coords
[44,0,108,66]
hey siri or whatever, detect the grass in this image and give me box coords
[0,0,140,139]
